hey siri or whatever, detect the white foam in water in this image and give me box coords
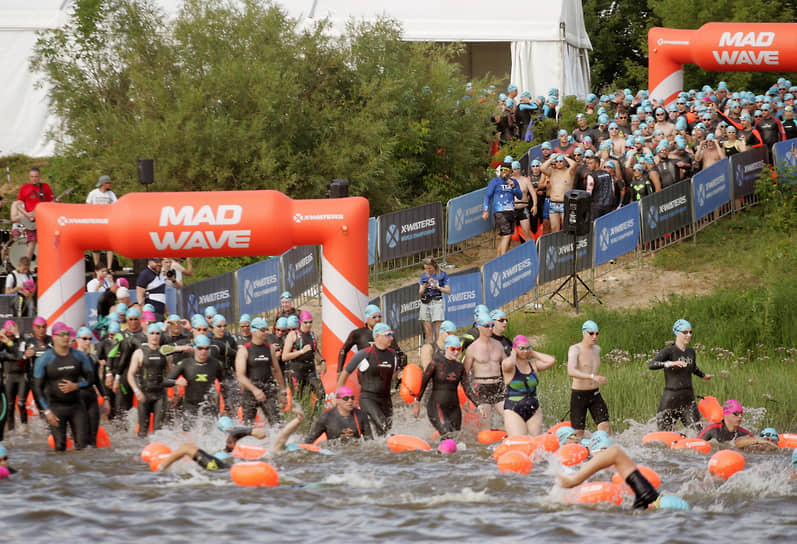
[322,470,385,489]
[410,487,490,506]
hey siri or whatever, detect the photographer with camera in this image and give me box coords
[161,257,191,288]
[418,257,451,345]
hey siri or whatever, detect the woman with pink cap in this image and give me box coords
[698,399,778,451]
[282,310,326,412]
[501,335,556,436]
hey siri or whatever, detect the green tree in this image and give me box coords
[31,0,496,216]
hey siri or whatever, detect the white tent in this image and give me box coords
[1,0,592,158]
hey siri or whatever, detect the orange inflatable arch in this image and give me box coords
[649,23,797,104]
[35,190,369,396]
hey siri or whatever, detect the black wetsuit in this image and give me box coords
[304,407,373,443]
[96,333,120,419]
[33,348,94,451]
[337,326,407,373]
[287,331,324,403]
[589,169,619,218]
[628,173,655,201]
[239,342,279,425]
[235,333,253,349]
[698,421,752,442]
[79,351,107,446]
[649,345,705,431]
[1,337,28,429]
[265,333,285,372]
[114,329,146,416]
[22,333,52,408]
[783,118,797,140]
[132,345,170,437]
[654,158,680,189]
[492,334,513,357]
[417,352,466,436]
[461,325,479,352]
[344,346,398,435]
[755,116,785,163]
[210,332,239,414]
[165,356,224,428]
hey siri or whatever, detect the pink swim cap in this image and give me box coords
[512,335,530,349]
[141,311,156,322]
[22,280,35,290]
[51,322,74,337]
[33,316,47,326]
[0,466,10,480]
[337,386,353,397]
[116,278,129,288]
[723,399,743,415]
[3,320,17,331]
[437,439,457,454]
[299,310,313,323]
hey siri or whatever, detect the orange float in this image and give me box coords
[671,437,712,454]
[387,435,431,453]
[135,414,154,436]
[547,421,572,435]
[497,451,533,474]
[283,388,292,412]
[708,449,745,480]
[401,364,423,399]
[232,443,268,460]
[777,433,797,449]
[493,435,535,459]
[537,433,561,453]
[149,452,172,472]
[312,432,328,445]
[642,431,684,446]
[457,384,467,406]
[698,396,723,423]
[230,462,280,487]
[478,429,508,445]
[96,426,111,448]
[612,464,661,489]
[47,434,74,450]
[556,443,589,466]
[565,481,625,506]
[26,390,39,417]
[141,442,171,463]
[399,383,416,404]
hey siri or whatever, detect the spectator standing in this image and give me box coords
[418,257,450,345]
[136,258,166,321]
[13,167,54,262]
[85,175,117,270]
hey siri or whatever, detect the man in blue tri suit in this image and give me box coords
[482,159,522,257]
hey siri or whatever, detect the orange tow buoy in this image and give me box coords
[457,384,467,406]
[141,442,171,463]
[401,364,423,400]
[778,433,797,449]
[149,452,172,472]
[612,464,661,489]
[556,443,589,466]
[135,413,154,436]
[26,390,39,417]
[497,450,533,474]
[230,462,279,487]
[708,449,745,480]
[698,396,723,423]
[232,443,268,460]
[546,421,573,435]
[478,429,508,445]
[312,432,328,445]
[399,383,416,404]
[96,426,111,448]
[671,437,711,454]
[47,434,74,450]
[642,431,684,446]
[282,388,292,412]
[565,481,625,505]
[386,435,431,453]
[493,435,535,459]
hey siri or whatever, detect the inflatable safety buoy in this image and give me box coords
[497,450,533,474]
[135,414,154,436]
[778,433,797,449]
[537,433,561,453]
[708,449,745,480]
[25,390,39,418]
[96,426,111,448]
[282,388,292,412]
[642,431,684,446]
[556,443,589,466]
[612,464,661,489]
[698,396,723,423]
[399,383,416,404]
[149,452,172,472]
[232,443,268,460]
[565,481,625,505]
[438,439,457,454]
[401,364,423,398]
[387,435,431,453]
[547,421,573,435]
[47,434,74,450]
[671,437,711,454]
[493,435,535,459]
[230,462,279,487]
[457,384,467,406]
[141,442,171,463]
[478,429,508,444]
[312,432,328,445]
[296,444,320,453]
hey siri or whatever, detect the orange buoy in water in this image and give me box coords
[96,426,111,448]
[698,396,723,423]
[642,431,684,446]
[141,442,171,463]
[547,421,573,435]
[538,433,561,453]
[232,443,268,460]
[230,462,279,487]
[457,384,467,406]
[612,464,661,489]
[282,388,292,412]
[296,444,321,453]
[47,434,74,450]
[778,433,797,449]
[493,435,535,459]
[565,481,625,505]
[399,383,416,404]
[236,406,264,424]
[401,364,423,398]
[708,449,745,480]
[557,443,589,466]
[26,390,39,418]
[312,432,328,445]
[478,429,508,444]
[671,437,711,454]
[135,414,154,436]
[497,450,533,474]
[149,452,172,472]
[387,435,431,453]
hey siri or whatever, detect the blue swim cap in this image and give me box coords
[191,315,208,328]
[489,309,506,321]
[475,311,492,328]
[760,427,778,440]
[276,317,288,329]
[107,312,120,323]
[116,303,127,315]
[217,416,234,432]
[166,314,181,323]
[440,320,457,333]
[373,323,392,336]
[286,315,300,328]
[503,155,514,163]
[280,291,293,301]
[556,426,577,445]
[77,326,92,338]
[126,308,141,319]
[213,451,233,463]
[473,304,489,320]
[511,161,521,170]
[582,320,598,334]
[531,159,542,166]
[364,304,381,319]
[238,314,251,325]
[146,323,161,335]
[657,495,690,511]
[250,317,268,331]
[0,445,7,457]
[211,314,226,327]
[193,334,211,347]
[108,322,121,334]
[589,430,612,452]
[444,335,462,349]
[142,303,156,314]
[672,319,692,335]
[541,142,552,150]
[505,98,514,108]
[507,83,518,93]
[204,306,217,318]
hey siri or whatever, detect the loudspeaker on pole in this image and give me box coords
[137,159,154,186]
[564,189,591,236]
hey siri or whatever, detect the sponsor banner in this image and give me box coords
[368,217,377,266]
[280,245,318,298]
[447,188,492,245]
[692,158,730,220]
[382,283,422,343]
[537,230,593,285]
[237,257,281,317]
[593,202,640,267]
[85,292,101,331]
[444,268,484,328]
[729,147,766,200]
[773,138,797,172]
[181,272,235,320]
[639,181,693,244]
[378,202,443,260]
[482,242,539,309]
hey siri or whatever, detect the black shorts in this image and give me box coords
[570,388,609,430]
[193,448,229,471]
[494,211,515,236]
[472,381,505,405]
[514,207,530,223]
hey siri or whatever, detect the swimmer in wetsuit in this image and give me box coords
[127,324,172,437]
[501,335,555,436]
[567,320,610,439]
[649,319,712,432]
[0,321,29,432]
[337,323,399,436]
[698,399,778,451]
[235,317,287,426]
[463,311,506,428]
[489,310,513,357]
[336,304,407,375]
[282,311,326,412]
[419,320,457,370]
[305,386,373,443]
[412,335,467,437]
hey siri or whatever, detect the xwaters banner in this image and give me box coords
[593,202,640,267]
[482,242,539,309]
[444,267,484,328]
[181,273,235,319]
[281,246,318,298]
[447,188,492,245]
[639,181,693,244]
[237,257,281,317]
[729,147,766,200]
[537,230,593,285]
[378,202,443,260]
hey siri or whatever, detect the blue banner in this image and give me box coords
[729,147,766,200]
[773,138,797,175]
[237,257,280,317]
[593,202,640,266]
[85,292,101,331]
[692,158,730,220]
[281,245,318,298]
[446,188,492,245]
[443,268,483,328]
[368,217,377,266]
[481,242,539,309]
[382,283,422,343]
[537,231,593,284]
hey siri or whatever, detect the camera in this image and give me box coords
[166,269,176,279]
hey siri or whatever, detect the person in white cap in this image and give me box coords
[86,175,117,270]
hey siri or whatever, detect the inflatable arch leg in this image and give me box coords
[649,23,797,104]
[35,190,369,396]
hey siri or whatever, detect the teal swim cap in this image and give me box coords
[657,495,690,510]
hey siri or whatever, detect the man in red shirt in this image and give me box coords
[13,167,54,261]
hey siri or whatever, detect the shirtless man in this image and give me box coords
[566,320,610,438]
[463,311,506,427]
[540,153,577,233]
[511,161,537,243]
[694,133,725,170]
